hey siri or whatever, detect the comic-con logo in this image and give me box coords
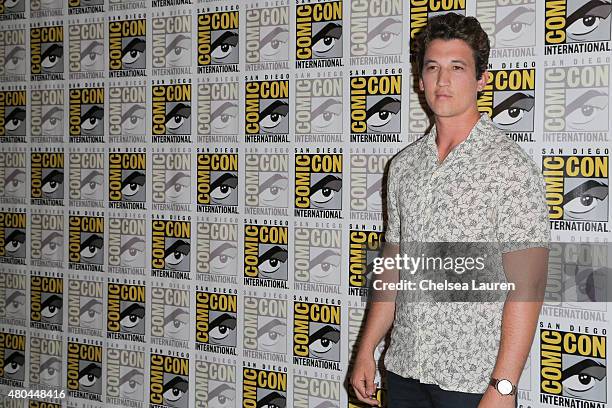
[349,229,384,296]
[30,25,64,80]
[0,0,25,22]
[67,340,103,401]
[545,0,612,50]
[68,22,104,77]
[30,334,62,388]
[294,225,342,289]
[478,68,535,141]
[0,272,26,324]
[108,216,146,274]
[0,151,26,203]
[68,214,104,271]
[197,152,239,212]
[151,286,190,347]
[295,76,343,141]
[69,86,104,142]
[296,0,343,67]
[244,223,289,287]
[0,28,26,80]
[150,352,189,408]
[68,278,103,336]
[106,347,145,405]
[196,80,239,139]
[152,14,192,75]
[107,282,146,342]
[109,83,146,143]
[349,0,402,58]
[476,1,536,49]
[69,151,104,205]
[151,218,191,280]
[245,5,289,65]
[196,220,239,281]
[294,371,341,407]
[350,153,392,219]
[243,367,287,408]
[245,152,289,213]
[409,0,466,39]
[30,275,63,331]
[31,151,64,206]
[0,211,26,265]
[293,300,341,370]
[350,73,402,142]
[0,331,25,387]
[245,78,289,142]
[197,9,239,73]
[195,290,238,354]
[109,17,146,77]
[0,89,26,142]
[31,88,64,142]
[194,360,236,408]
[540,328,606,404]
[152,83,192,143]
[109,151,146,209]
[294,152,343,218]
[244,295,287,359]
[31,212,63,268]
[152,152,191,211]
[544,65,609,133]
[543,153,609,231]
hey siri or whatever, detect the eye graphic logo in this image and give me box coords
[197,10,240,73]
[109,83,146,143]
[31,151,64,206]
[0,272,26,324]
[478,69,535,133]
[244,224,289,285]
[293,301,341,369]
[350,0,402,57]
[409,0,466,39]
[543,155,609,225]
[68,0,103,14]
[245,153,289,211]
[544,65,609,133]
[196,220,239,281]
[108,216,146,274]
[150,353,190,408]
[545,0,612,46]
[0,0,25,21]
[294,153,343,217]
[152,83,192,142]
[295,76,343,140]
[348,230,384,296]
[245,79,290,140]
[540,329,607,404]
[31,88,64,142]
[30,335,62,388]
[197,153,239,210]
[109,18,146,76]
[350,74,402,142]
[350,153,393,218]
[67,341,103,401]
[244,296,287,358]
[0,151,26,203]
[151,218,192,279]
[30,25,64,80]
[0,28,26,80]
[296,0,343,65]
[197,80,239,138]
[194,360,236,408]
[68,278,103,336]
[0,90,26,141]
[30,275,64,331]
[242,367,287,408]
[68,23,104,77]
[106,347,145,405]
[0,331,26,387]
[245,5,290,64]
[195,291,238,353]
[294,226,342,287]
[152,15,192,73]
[151,287,190,347]
[0,211,26,265]
[107,283,146,342]
[30,212,63,268]
[68,214,105,271]
[109,152,147,209]
[69,86,104,142]
[69,151,104,204]
[476,2,536,49]
[152,152,191,211]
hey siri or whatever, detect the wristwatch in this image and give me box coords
[489,377,517,396]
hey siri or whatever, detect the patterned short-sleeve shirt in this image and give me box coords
[383,113,550,393]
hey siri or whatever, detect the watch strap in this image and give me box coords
[489,377,517,396]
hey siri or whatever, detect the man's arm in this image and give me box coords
[350,242,399,407]
[479,247,549,407]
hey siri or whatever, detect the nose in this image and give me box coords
[437,67,451,87]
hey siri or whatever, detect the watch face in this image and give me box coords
[497,379,513,395]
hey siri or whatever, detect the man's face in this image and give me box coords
[419,39,486,119]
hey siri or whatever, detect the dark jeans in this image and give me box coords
[387,371,483,408]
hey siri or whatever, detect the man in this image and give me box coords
[350,13,549,408]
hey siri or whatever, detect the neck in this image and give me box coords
[434,108,481,149]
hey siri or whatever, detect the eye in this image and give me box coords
[257,391,286,408]
[210,243,237,274]
[121,171,145,197]
[495,7,535,44]
[565,90,608,130]
[5,46,24,71]
[41,170,63,195]
[121,104,145,131]
[164,239,190,266]
[4,169,25,195]
[166,35,190,61]
[80,299,102,324]
[120,237,145,264]
[258,245,287,275]
[259,100,288,131]
[78,363,101,388]
[163,377,188,402]
[42,107,63,133]
[165,172,190,199]
[81,171,103,197]
[561,359,606,393]
[5,107,25,131]
[211,31,238,61]
[312,23,342,56]
[310,175,342,206]
[120,303,144,329]
[164,309,188,334]
[208,384,235,407]
[309,326,340,354]
[122,38,145,66]
[311,99,341,132]
[5,0,21,6]
[41,295,62,318]
[40,358,61,382]
[41,232,62,257]
[211,102,238,132]
[258,319,286,348]
[259,175,287,205]
[492,93,535,127]
[310,250,340,281]
[367,18,401,52]
[120,370,143,395]
[165,103,190,131]
[81,106,103,131]
[41,44,63,69]
[564,180,608,218]
[4,352,24,375]
[5,291,25,314]
[80,234,103,259]
[260,27,288,59]
[210,173,238,202]
[81,41,103,68]
[209,313,236,341]
[366,97,400,130]
[4,230,24,253]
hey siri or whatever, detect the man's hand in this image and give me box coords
[349,353,380,406]
[478,387,516,408]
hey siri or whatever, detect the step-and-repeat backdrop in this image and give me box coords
[0,0,610,407]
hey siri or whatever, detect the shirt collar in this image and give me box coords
[424,113,492,161]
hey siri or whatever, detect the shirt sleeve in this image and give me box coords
[385,159,401,244]
[496,154,550,253]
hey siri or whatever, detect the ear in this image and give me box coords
[419,77,424,92]
[477,70,488,92]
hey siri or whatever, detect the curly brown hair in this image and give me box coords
[413,12,490,80]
